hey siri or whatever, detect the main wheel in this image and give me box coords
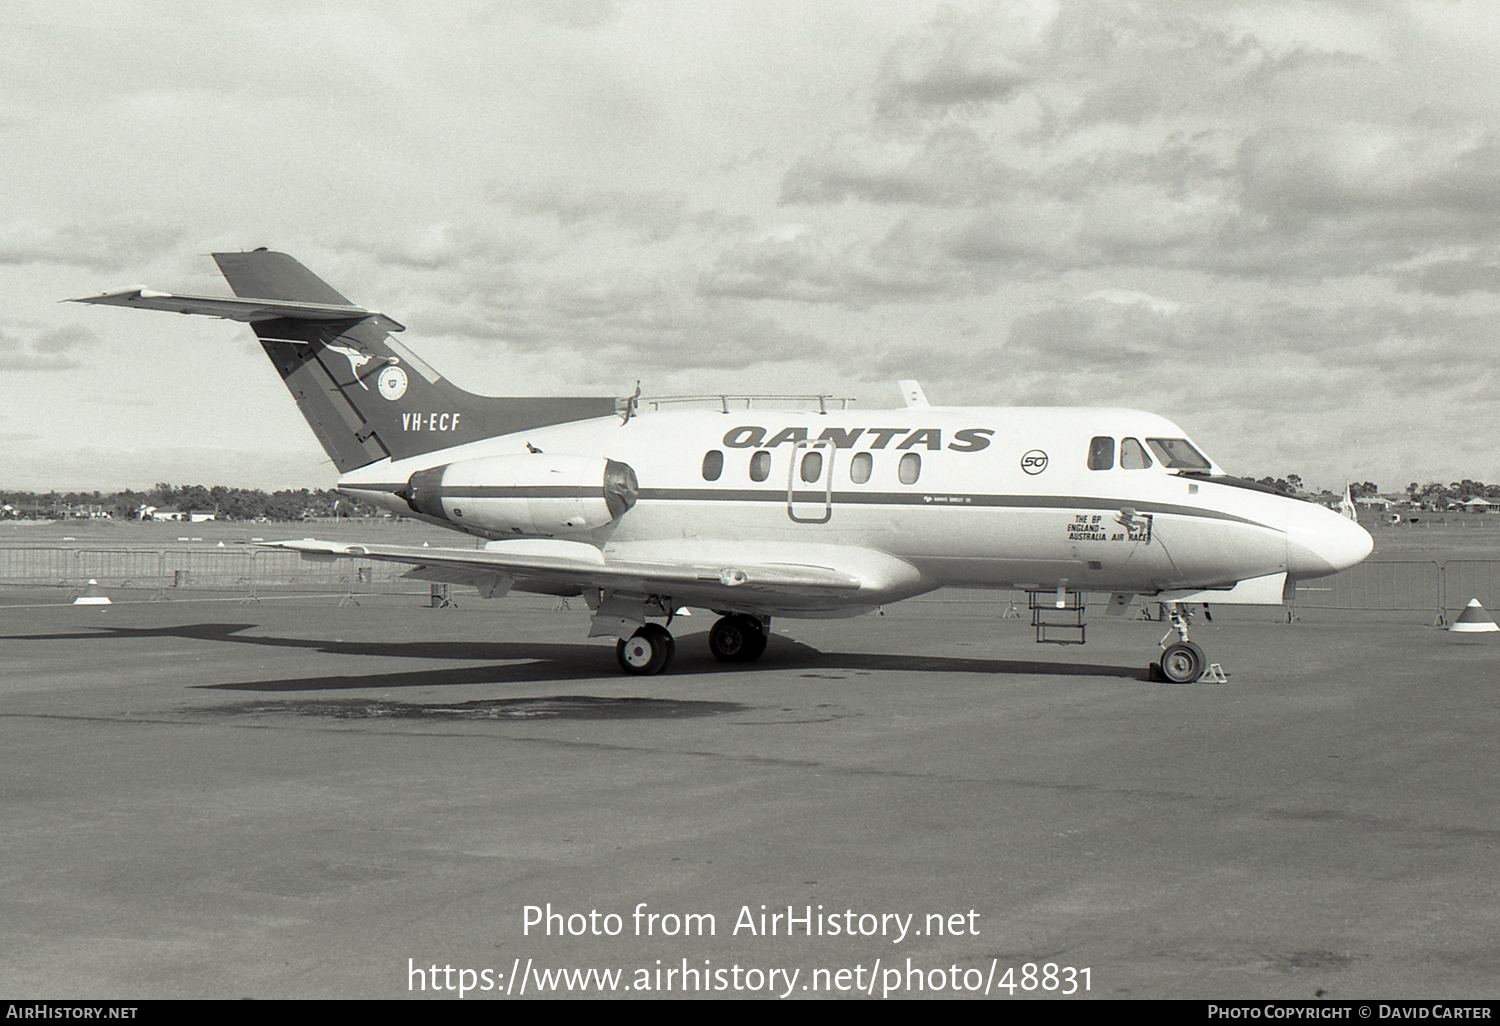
[616,623,676,675]
[709,615,767,663]
[1159,641,1206,683]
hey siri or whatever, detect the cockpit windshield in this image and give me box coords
[1144,437,1211,470]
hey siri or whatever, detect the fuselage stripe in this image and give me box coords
[343,482,1276,530]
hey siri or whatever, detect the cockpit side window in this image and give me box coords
[1145,437,1211,470]
[1120,437,1152,469]
[1088,436,1115,470]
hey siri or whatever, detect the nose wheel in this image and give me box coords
[1154,602,1208,683]
[1158,640,1206,683]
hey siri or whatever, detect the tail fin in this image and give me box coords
[74,251,619,472]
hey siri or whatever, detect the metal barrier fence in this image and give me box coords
[0,547,417,597]
[1289,560,1442,613]
[1,547,1496,620]
[1290,559,1499,622]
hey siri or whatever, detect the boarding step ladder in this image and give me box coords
[1029,589,1086,645]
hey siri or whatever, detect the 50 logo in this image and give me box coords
[1020,450,1049,475]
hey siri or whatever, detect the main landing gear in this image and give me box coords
[708,614,768,664]
[616,623,675,675]
[1155,603,1206,683]
[614,614,770,675]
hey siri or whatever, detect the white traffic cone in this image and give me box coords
[1449,599,1498,633]
[73,579,111,605]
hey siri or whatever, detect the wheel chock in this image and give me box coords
[73,579,111,605]
[1198,663,1228,684]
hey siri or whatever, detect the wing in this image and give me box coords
[67,288,406,333]
[268,537,864,606]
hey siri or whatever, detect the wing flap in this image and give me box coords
[67,289,406,332]
[266,539,864,598]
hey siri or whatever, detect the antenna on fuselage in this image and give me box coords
[620,381,641,424]
[898,380,929,408]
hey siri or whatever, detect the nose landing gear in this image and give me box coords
[1155,603,1207,683]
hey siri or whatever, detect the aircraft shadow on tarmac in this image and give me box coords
[196,693,750,722]
[10,621,1148,691]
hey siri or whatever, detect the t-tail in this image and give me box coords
[70,250,620,472]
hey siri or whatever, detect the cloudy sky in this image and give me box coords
[6,0,1500,493]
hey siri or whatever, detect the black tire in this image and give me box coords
[616,624,675,675]
[1159,641,1205,683]
[709,615,767,663]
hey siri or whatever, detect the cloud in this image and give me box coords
[396,257,829,372]
[353,223,551,274]
[0,221,183,272]
[500,0,619,30]
[780,126,1015,206]
[761,2,1500,296]
[1397,260,1500,296]
[872,4,1039,119]
[1237,126,1500,222]
[33,325,98,354]
[510,187,690,243]
[698,218,994,305]
[0,324,99,371]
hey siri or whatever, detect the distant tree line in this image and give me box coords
[1402,480,1500,504]
[0,484,386,521]
[1248,477,1500,504]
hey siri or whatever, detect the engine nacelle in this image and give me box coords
[405,455,638,536]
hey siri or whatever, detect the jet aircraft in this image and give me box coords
[71,251,1373,681]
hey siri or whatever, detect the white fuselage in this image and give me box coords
[337,405,1373,615]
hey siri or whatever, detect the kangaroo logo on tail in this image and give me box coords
[324,341,408,399]
[324,343,386,389]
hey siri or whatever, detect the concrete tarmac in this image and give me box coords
[2,589,1497,1000]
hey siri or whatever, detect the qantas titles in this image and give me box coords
[722,426,993,452]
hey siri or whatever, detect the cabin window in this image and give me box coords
[849,451,873,484]
[1145,437,1211,470]
[800,450,823,483]
[898,452,921,485]
[1088,436,1115,470]
[1120,437,1152,470]
[701,450,724,481]
[749,450,772,482]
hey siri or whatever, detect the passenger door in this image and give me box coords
[787,439,834,524]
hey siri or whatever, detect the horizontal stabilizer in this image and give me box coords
[67,250,623,474]
[67,289,406,333]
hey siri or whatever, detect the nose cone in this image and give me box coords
[1286,504,1374,579]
